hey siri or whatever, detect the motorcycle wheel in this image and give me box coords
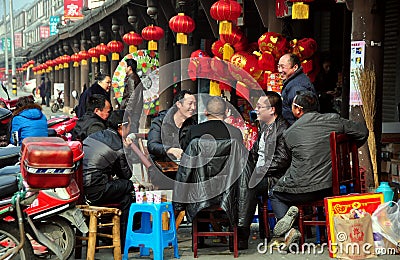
[0,222,34,260]
[34,217,74,259]
[59,102,64,109]
[50,103,59,113]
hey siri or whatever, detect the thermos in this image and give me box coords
[376,182,394,202]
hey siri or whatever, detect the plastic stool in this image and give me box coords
[123,202,179,260]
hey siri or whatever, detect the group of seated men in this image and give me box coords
[146,89,368,250]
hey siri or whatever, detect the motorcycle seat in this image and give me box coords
[0,175,19,198]
[0,146,20,168]
[0,165,20,176]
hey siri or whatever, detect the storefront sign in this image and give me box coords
[64,0,84,20]
[49,16,60,36]
[349,40,365,106]
[39,26,50,39]
[0,38,11,53]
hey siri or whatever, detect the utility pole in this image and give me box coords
[2,0,9,87]
[9,0,16,95]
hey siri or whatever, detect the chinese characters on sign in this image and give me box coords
[64,0,84,20]
[49,16,60,36]
[349,41,365,106]
[14,33,22,48]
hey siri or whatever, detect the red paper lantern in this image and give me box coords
[107,40,124,61]
[96,43,110,62]
[210,0,242,35]
[211,40,224,59]
[60,55,71,68]
[78,50,90,60]
[71,53,82,67]
[123,31,143,53]
[141,25,164,51]
[258,32,288,60]
[229,51,263,85]
[88,47,99,63]
[219,27,248,60]
[169,13,195,45]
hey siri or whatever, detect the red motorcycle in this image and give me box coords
[0,137,88,259]
[47,115,78,138]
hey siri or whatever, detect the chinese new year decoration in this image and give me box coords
[61,55,71,68]
[95,43,110,62]
[107,40,124,61]
[71,53,81,67]
[78,50,90,65]
[122,31,143,53]
[141,25,164,51]
[88,47,99,63]
[169,13,195,45]
[210,0,242,35]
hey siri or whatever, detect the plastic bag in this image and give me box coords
[371,200,400,254]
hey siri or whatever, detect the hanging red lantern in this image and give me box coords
[258,32,288,60]
[211,40,224,59]
[71,53,82,67]
[229,51,263,86]
[61,55,71,68]
[56,56,63,69]
[78,50,90,65]
[107,40,124,61]
[169,13,195,45]
[210,0,242,35]
[141,25,164,51]
[96,43,110,62]
[219,27,248,61]
[88,47,99,63]
[123,31,143,53]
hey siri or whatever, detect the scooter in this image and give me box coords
[0,171,68,259]
[47,115,78,138]
[0,138,88,259]
[51,89,64,113]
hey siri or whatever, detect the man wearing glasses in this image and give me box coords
[278,53,316,125]
[237,91,291,249]
[269,91,368,249]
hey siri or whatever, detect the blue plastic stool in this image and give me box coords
[123,202,179,260]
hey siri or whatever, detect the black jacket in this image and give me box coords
[77,83,110,118]
[147,108,196,161]
[82,129,132,199]
[173,139,248,225]
[71,111,107,141]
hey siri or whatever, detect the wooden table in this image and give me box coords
[155,161,179,173]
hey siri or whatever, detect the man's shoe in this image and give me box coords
[229,239,248,251]
[273,206,299,236]
[279,228,301,251]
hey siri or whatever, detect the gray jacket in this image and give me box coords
[273,112,368,194]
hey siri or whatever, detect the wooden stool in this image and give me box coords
[75,205,122,260]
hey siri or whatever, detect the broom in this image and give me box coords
[354,66,378,188]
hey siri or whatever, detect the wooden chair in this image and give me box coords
[296,132,361,245]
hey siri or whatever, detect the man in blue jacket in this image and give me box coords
[278,53,316,125]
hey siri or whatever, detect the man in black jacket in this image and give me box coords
[72,94,111,141]
[270,91,368,244]
[237,91,291,248]
[82,110,133,246]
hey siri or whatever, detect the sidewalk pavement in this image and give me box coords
[76,224,399,260]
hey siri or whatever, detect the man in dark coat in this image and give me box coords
[270,91,368,241]
[121,59,143,134]
[76,72,111,117]
[82,110,133,247]
[237,91,291,248]
[72,94,111,141]
[44,77,52,107]
[278,53,316,125]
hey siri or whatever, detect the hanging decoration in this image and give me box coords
[79,50,90,65]
[210,0,242,35]
[96,43,110,62]
[122,31,143,53]
[168,13,195,45]
[107,40,124,61]
[141,25,164,51]
[88,47,99,63]
[71,53,82,67]
[61,55,71,69]
[220,27,247,61]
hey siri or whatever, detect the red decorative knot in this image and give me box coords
[169,13,195,44]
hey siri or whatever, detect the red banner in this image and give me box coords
[14,32,22,48]
[39,26,50,39]
[64,0,84,20]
